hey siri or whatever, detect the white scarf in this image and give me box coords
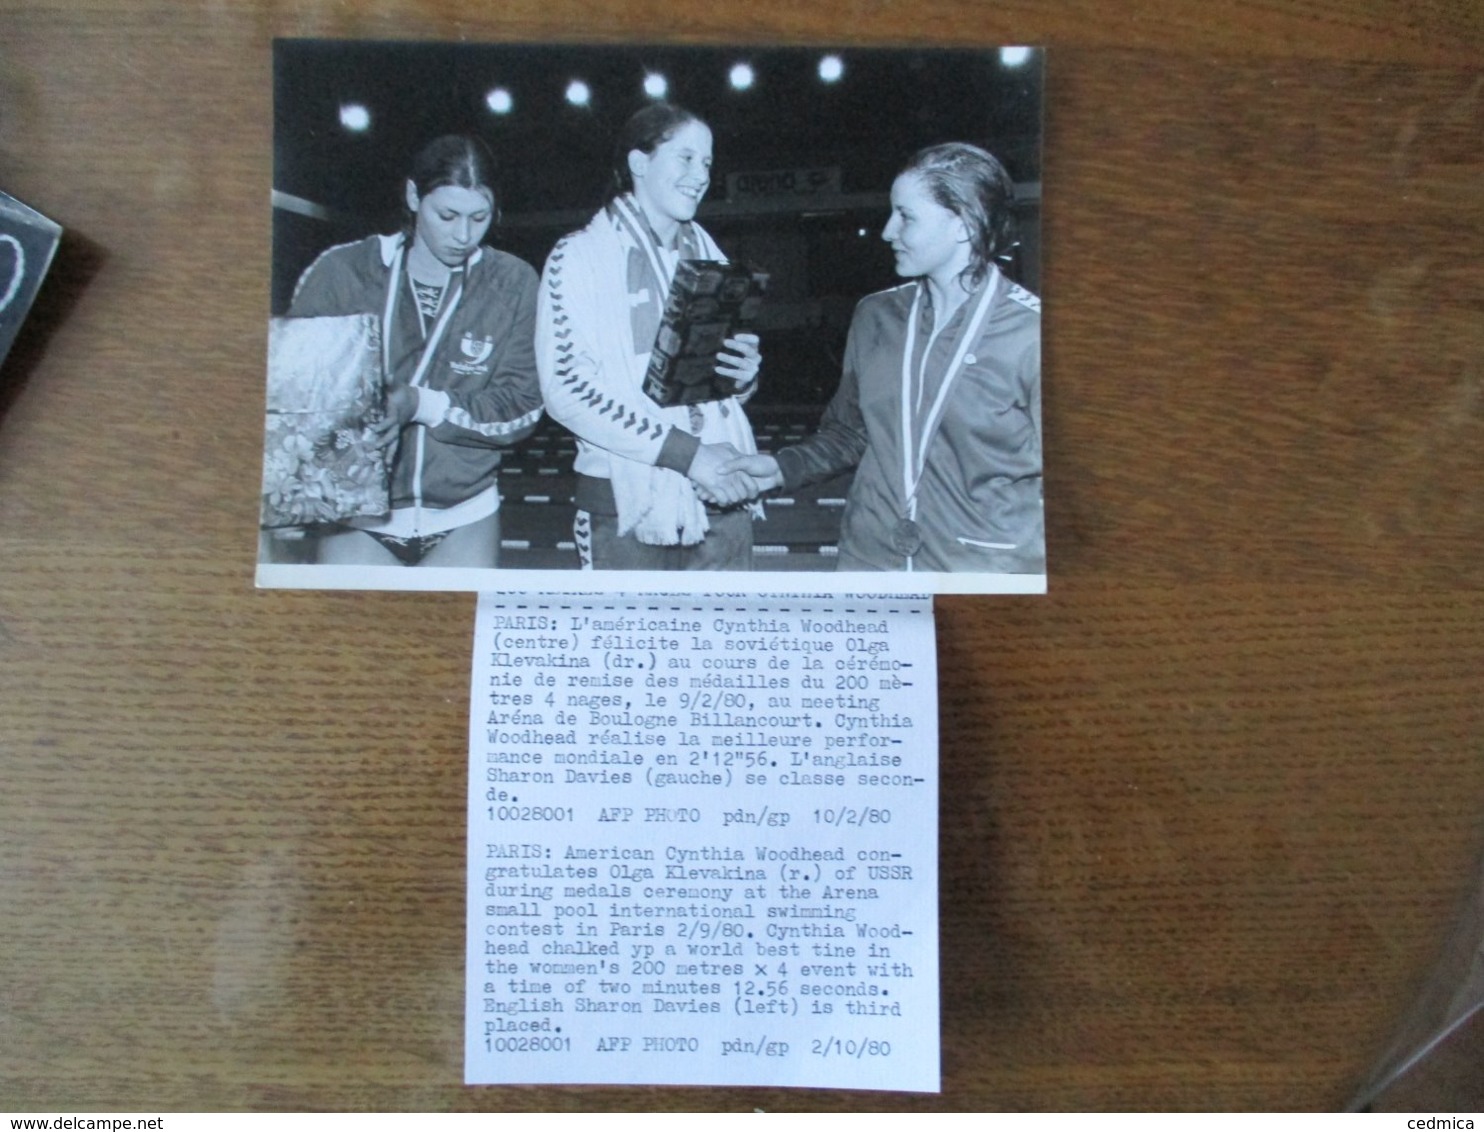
[600,196,759,545]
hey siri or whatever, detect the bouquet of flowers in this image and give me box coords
[261,313,391,528]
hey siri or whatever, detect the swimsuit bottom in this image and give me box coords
[365,529,451,566]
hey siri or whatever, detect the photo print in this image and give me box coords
[260,40,1044,594]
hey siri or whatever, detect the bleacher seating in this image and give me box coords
[496,410,852,572]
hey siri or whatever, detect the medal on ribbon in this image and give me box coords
[896,269,1000,568]
[890,518,924,558]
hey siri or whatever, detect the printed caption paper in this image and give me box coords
[465,594,940,1091]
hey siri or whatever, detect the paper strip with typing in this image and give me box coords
[465,594,939,1091]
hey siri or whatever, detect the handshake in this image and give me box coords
[687,442,784,508]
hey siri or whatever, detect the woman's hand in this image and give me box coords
[719,453,784,496]
[688,441,752,507]
[368,385,419,447]
[715,332,761,389]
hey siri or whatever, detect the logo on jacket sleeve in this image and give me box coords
[451,332,495,374]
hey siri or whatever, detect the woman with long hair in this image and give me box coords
[725,143,1043,574]
[536,102,763,571]
[287,134,542,567]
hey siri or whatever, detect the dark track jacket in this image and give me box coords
[775,275,1043,573]
[289,234,543,514]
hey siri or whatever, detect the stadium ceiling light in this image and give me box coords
[643,72,668,99]
[999,46,1032,67]
[565,79,591,107]
[338,102,371,132]
[485,87,513,114]
[728,62,755,91]
[818,54,844,83]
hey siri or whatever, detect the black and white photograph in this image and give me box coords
[258,40,1045,594]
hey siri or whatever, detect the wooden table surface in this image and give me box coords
[3,0,1482,1112]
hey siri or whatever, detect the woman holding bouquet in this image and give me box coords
[286,134,542,567]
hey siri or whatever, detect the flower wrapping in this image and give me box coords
[261,313,391,528]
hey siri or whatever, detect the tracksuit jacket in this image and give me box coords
[289,234,543,520]
[775,275,1044,574]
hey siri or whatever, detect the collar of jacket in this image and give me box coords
[376,232,484,270]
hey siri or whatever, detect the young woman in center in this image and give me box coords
[536,102,763,571]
